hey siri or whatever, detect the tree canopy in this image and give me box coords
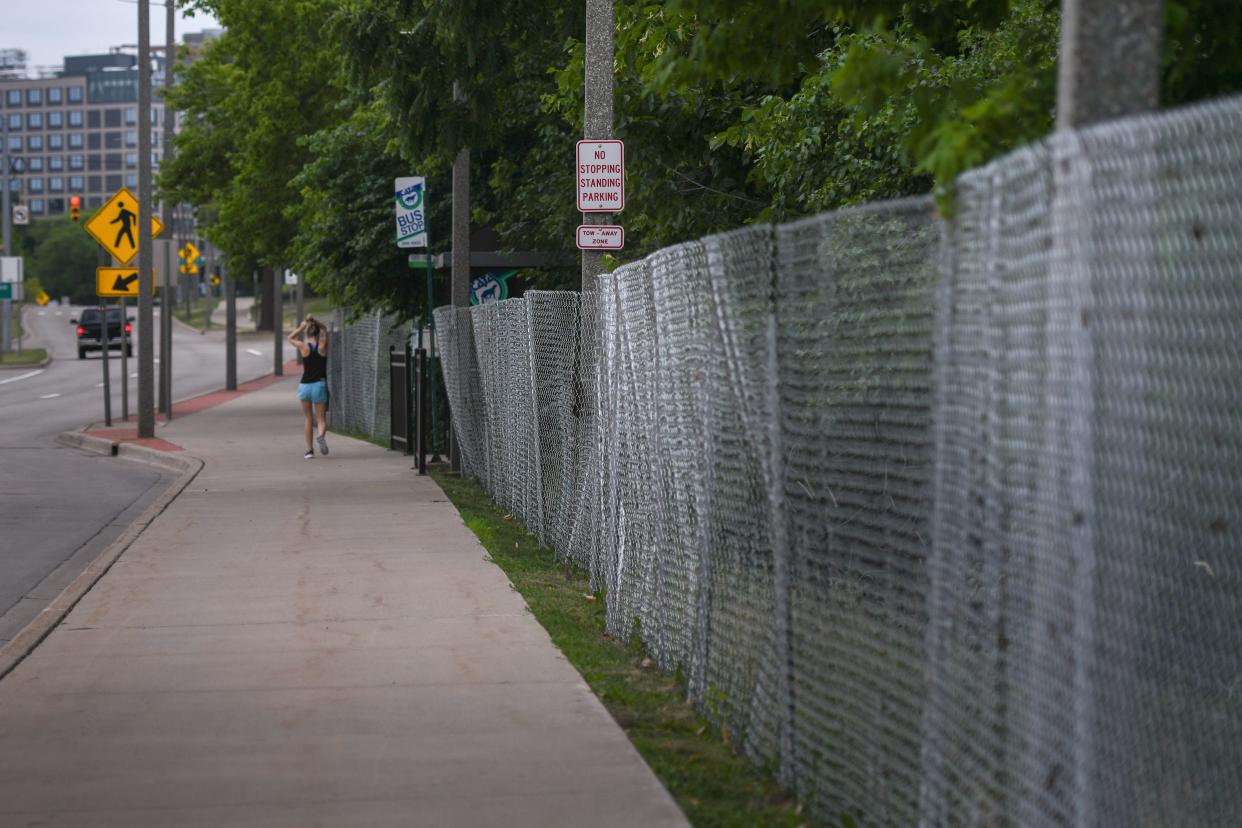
[157,0,1242,320]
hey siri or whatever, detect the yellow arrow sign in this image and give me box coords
[97,267,158,298]
[83,187,164,265]
[210,274,221,286]
[34,290,51,306]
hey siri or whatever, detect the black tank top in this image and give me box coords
[301,341,327,383]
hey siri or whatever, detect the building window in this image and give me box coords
[26,112,42,129]
[27,135,42,151]
[69,154,84,170]
[68,133,84,149]
[49,176,64,193]
[69,175,84,191]
[5,113,19,131]
[105,174,122,191]
[87,110,100,129]
[67,110,83,127]
[124,106,137,125]
[106,154,122,171]
[47,87,62,105]
[48,197,65,214]
[125,152,137,168]
[87,155,100,171]
[6,136,19,152]
[125,130,137,148]
[48,134,63,151]
[104,108,122,128]
[27,157,43,172]
[48,156,63,171]
[47,111,63,129]
[125,173,138,188]
[28,178,43,193]
[31,199,44,214]
[105,132,122,149]
[151,131,158,148]
[88,175,102,192]
[87,133,101,150]
[26,88,41,106]
[67,86,83,103]
[7,178,18,192]
[5,90,20,107]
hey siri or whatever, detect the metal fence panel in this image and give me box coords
[423,94,1242,828]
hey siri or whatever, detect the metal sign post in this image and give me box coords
[120,297,128,422]
[396,177,439,464]
[100,300,112,427]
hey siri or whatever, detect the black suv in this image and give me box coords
[73,307,133,359]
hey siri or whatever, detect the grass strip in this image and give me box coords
[1,348,48,366]
[430,467,815,828]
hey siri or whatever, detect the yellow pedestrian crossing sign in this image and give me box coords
[83,187,164,265]
[97,267,158,298]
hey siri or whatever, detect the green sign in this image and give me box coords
[0,283,11,300]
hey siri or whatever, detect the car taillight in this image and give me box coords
[76,326,85,335]
[124,323,132,333]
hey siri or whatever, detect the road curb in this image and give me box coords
[0,435,204,682]
[0,353,53,370]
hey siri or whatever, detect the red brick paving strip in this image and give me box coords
[84,360,299,450]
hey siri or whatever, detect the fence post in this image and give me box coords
[1046,2,1161,823]
[1057,0,1161,129]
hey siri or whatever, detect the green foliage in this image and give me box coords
[163,0,1242,315]
[13,215,100,304]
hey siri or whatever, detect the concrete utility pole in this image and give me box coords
[1057,0,1161,128]
[580,0,615,291]
[137,0,155,438]
[159,0,175,418]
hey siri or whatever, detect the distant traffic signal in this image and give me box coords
[69,195,82,223]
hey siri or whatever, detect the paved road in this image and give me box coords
[0,304,274,645]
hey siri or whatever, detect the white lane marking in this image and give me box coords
[0,369,44,386]
[129,373,138,378]
[246,349,263,357]
[38,311,47,316]
[54,311,63,316]
[39,393,61,399]
[96,382,105,388]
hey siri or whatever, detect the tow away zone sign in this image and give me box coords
[577,140,624,213]
[576,225,624,250]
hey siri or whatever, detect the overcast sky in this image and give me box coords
[4,1,222,73]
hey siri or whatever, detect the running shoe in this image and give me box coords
[317,435,329,455]
[303,450,314,460]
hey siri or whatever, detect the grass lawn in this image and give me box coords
[172,298,218,329]
[0,348,48,366]
[430,467,815,828]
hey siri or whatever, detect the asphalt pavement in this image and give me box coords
[0,303,274,647]
[0,373,688,827]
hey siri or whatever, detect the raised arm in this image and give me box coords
[286,320,310,357]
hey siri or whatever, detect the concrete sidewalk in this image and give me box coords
[0,377,687,827]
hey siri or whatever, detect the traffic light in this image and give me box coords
[69,195,82,223]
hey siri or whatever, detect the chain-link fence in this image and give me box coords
[425,95,1242,827]
[326,310,414,442]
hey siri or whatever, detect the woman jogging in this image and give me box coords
[288,316,330,459]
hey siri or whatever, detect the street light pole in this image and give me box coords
[160,0,176,418]
[1,110,12,357]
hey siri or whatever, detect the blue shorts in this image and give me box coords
[298,380,328,404]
